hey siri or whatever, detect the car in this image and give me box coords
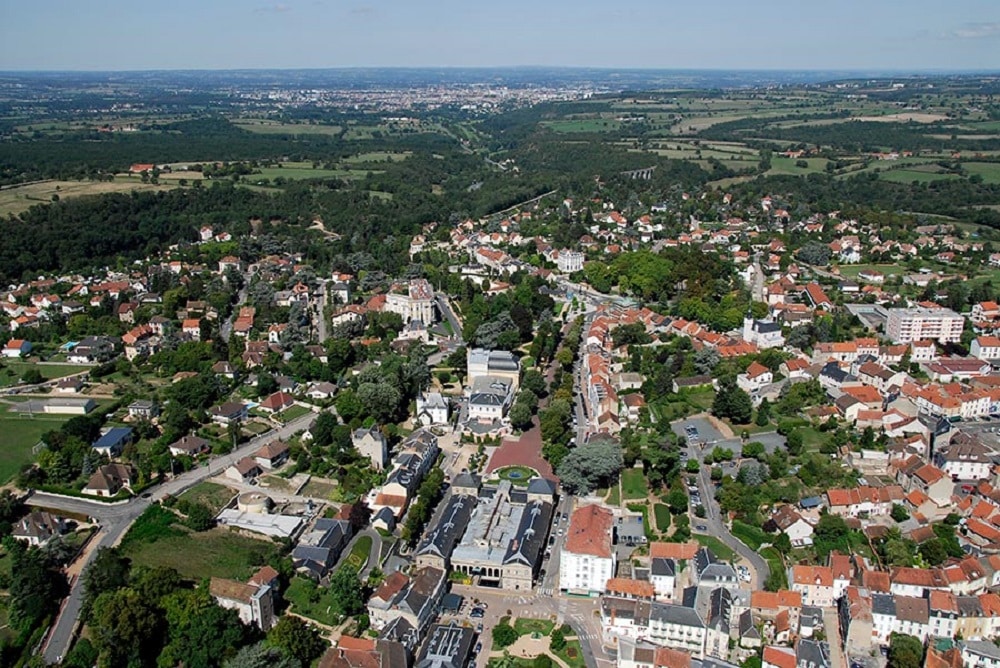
[476,623,483,633]
[548,536,556,545]
[696,524,708,531]
[557,528,564,536]
[475,643,483,654]
[471,608,485,618]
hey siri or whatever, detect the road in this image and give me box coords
[33,409,321,664]
[314,280,329,343]
[435,293,463,339]
[694,459,770,590]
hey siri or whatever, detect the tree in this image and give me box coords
[550,627,566,652]
[890,504,909,523]
[267,616,326,667]
[185,502,215,531]
[556,438,624,494]
[918,538,948,566]
[755,399,771,426]
[328,566,365,617]
[685,458,700,473]
[711,379,752,424]
[225,642,301,668]
[509,401,534,431]
[666,488,688,515]
[91,588,164,668]
[887,633,924,668]
[492,621,518,648]
[82,547,132,620]
[6,537,64,634]
[742,441,765,460]
[521,369,547,397]
[160,588,253,668]
[785,430,804,456]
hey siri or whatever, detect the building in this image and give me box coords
[209,402,248,425]
[743,316,785,349]
[168,434,211,457]
[556,250,585,274]
[886,307,965,344]
[82,463,135,497]
[385,279,435,325]
[292,517,352,579]
[971,336,1000,363]
[226,458,263,483]
[127,400,159,420]
[737,361,773,395]
[416,392,449,426]
[933,434,994,481]
[12,511,66,547]
[209,575,276,630]
[415,622,475,668]
[466,348,521,391]
[467,376,514,423]
[255,441,290,470]
[560,504,615,595]
[963,640,1000,668]
[353,427,389,470]
[92,427,133,458]
[2,339,31,358]
[367,567,446,648]
[447,479,555,591]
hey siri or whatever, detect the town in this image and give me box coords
[2,70,1000,668]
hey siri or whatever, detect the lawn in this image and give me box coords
[760,547,787,589]
[553,639,586,668]
[178,482,235,514]
[653,504,671,533]
[694,534,736,562]
[0,361,90,388]
[964,162,1000,184]
[620,468,648,500]
[513,617,555,637]
[731,520,770,551]
[285,576,343,626]
[496,465,538,487]
[605,485,621,507]
[301,478,338,500]
[797,427,831,452]
[123,524,281,581]
[0,402,73,483]
[343,535,373,572]
[277,404,312,422]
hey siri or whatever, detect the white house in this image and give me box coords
[2,339,31,358]
[416,392,449,426]
[560,505,615,596]
[972,336,1000,362]
[737,361,773,394]
[352,427,388,471]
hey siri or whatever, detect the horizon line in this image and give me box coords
[2,66,1000,75]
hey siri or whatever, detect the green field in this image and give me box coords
[285,576,343,626]
[621,468,648,500]
[964,162,1000,184]
[879,168,962,184]
[835,264,906,279]
[0,361,90,388]
[760,547,787,589]
[605,484,621,507]
[553,639,586,668]
[694,534,736,562]
[0,402,73,483]
[731,520,770,551]
[343,535,373,572]
[543,119,622,133]
[766,156,830,176]
[233,120,343,136]
[253,165,375,182]
[342,151,411,164]
[653,504,671,532]
[513,617,555,637]
[123,525,281,581]
[177,482,235,514]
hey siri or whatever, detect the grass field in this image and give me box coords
[177,482,235,514]
[605,484,621,507]
[253,165,374,182]
[543,119,622,133]
[0,180,175,216]
[0,402,73,483]
[766,156,830,176]
[123,525,281,581]
[964,162,1000,184]
[285,576,343,626]
[233,120,343,136]
[553,639,586,668]
[621,468,648,500]
[343,535,373,572]
[342,151,411,163]
[0,361,89,388]
[760,547,787,589]
[879,168,962,184]
[835,264,906,279]
[277,404,312,422]
[731,520,770,551]
[513,617,555,637]
[694,534,736,562]
[653,504,671,533]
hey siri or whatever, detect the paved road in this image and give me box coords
[314,281,329,343]
[694,461,770,589]
[435,293,463,338]
[33,409,321,664]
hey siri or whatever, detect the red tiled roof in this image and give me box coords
[565,505,613,558]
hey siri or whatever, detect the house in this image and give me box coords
[353,427,389,470]
[292,517,352,579]
[972,336,1000,363]
[211,361,237,379]
[12,511,67,547]
[737,361,773,395]
[168,434,211,457]
[963,641,1000,668]
[82,463,135,497]
[2,339,31,358]
[367,566,446,646]
[255,441,290,470]
[764,505,814,547]
[933,435,995,481]
[225,458,262,483]
[259,391,295,414]
[743,316,785,349]
[789,565,835,607]
[305,381,337,401]
[560,505,615,596]
[210,402,248,425]
[92,427,133,458]
[416,392,449,426]
[209,576,276,630]
[415,622,475,668]
[127,400,159,420]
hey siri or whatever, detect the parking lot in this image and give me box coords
[670,416,725,445]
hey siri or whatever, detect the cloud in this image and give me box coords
[950,22,1000,39]
[350,6,376,16]
[257,3,292,13]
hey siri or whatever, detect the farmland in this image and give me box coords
[0,179,176,216]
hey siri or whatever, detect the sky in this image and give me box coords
[2,0,999,72]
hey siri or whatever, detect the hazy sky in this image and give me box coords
[2,0,999,71]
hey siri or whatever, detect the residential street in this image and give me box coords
[32,409,321,664]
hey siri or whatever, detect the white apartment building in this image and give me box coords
[972,336,1000,362]
[385,278,435,325]
[886,307,964,344]
[556,250,584,273]
[560,505,615,595]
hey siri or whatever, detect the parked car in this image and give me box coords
[471,608,485,618]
